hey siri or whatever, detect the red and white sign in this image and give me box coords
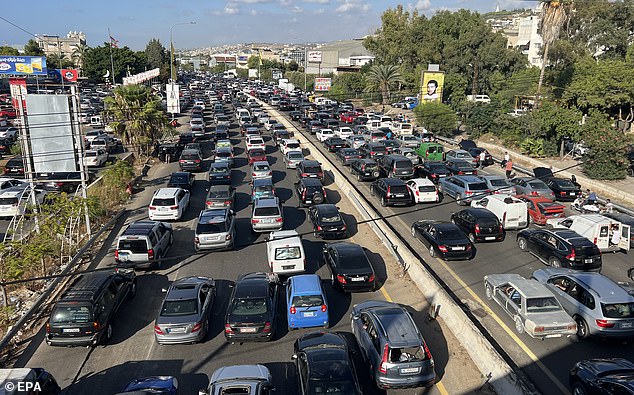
[61,69,78,82]
[308,51,322,63]
[314,77,331,92]
[9,78,27,109]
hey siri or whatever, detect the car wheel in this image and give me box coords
[549,257,561,268]
[514,316,524,334]
[517,237,528,251]
[571,382,588,395]
[381,196,387,207]
[575,316,589,340]
[429,246,436,257]
[468,233,476,243]
[485,284,493,300]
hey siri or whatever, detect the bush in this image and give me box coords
[520,138,545,157]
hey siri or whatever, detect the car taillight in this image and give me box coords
[224,200,231,205]
[596,319,615,328]
[170,205,178,210]
[566,250,576,261]
[194,236,199,244]
[323,189,327,198]
[154,325,164,334]
[252,219,260,224]
[337,274,347,284]
[179,160,185,163]
[465,190,473,195]
[534,326,545,333]
[224,324,234,334]
[594,237,598,245]
[114,249,119,259]
[45,322,50,333]
[531,191,539,196]
[318,172,323,178]
[148,249,154,260]
[252,173,257,177]
[263,322,272,333]
[458,171,464,175]
[290,306,296,314]
[475,224,481,234]
[379,344,389,373]
[438,245,448,252]
[93,321,101,331]
[368,274,375,283]
[321,304,327,312]
[275,217,283,222]
[301,173,308,177]
[499,223,504,232]
[423,342,433,362]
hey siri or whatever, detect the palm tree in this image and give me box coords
[103,85,169,156]
[47,53,73,69]
[71,43,91,70]
[364,64,404,104]
[536,0,574,104]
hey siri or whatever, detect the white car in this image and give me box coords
[194,100,205,110]
[148,188,190,221]
[246,135,266,152]
[284,150,304,169]
[335,127,354,139]
[83,149,109,167]
[316,128,335,142]
[84,130,107,144]
[406,178,440,204]
[281,139,301,156]
[0,177,24,191]
[264,119,278,131]
[0,185,47,219]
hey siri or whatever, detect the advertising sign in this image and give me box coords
[9,78,27,110]
[421,71,445,104]
[123,68,160,85]
[272,69,283,80]
[166,83,180,114]
[248,68,259,78]
[314,77,331,92]
[0,56,47,76]
[48,69,79,83]
[308,51,322,63]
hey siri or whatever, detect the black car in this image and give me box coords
[157,143,182,163]
[467,147,494,166]
[450,208,505,243]
[569,358,634,395]
[445,159,477,176]
[336,148,363,166]
[323,137,347,152]
[308,204,348,239]
[179,149,203,172]
[307,121,324,135]
[273,129,291,145]
[323,242,375,292]
[297,160,324,183]
[213,128,229,142]
[35,171,94,194]
[0,137,14,154]
[225,272,279,342]
[295,177,327,207]
[3,156,25,178]
[517,228,602,271]
[205,185,235,210]
[208,162,232,185]
[167,172,195,190]
[289,110,303,120]
[358,142,387,160]
[382,139,400,153]
[411,220,474,260]
[46,268,136,346]
[177,132,195,148]
[370,177,411,207]
[293,332,363,395]
[350,158,380,181]
[534,167,581,202]
[417,161,450,183]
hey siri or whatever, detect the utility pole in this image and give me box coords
[70,85,91,236]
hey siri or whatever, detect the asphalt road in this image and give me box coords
[15,102,485,395]
[274,107,634,395]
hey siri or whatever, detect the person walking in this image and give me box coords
[505,158,514,179]
[604,199,614,214]
[479,150,486,168]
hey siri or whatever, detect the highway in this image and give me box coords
[15,98,486,395]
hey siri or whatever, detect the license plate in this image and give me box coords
[351,277,365,282]
[485,236,496,241]
[569,192,575,196]
[393,194,405,197]
[118,252,129,261]
[303,311,315,317]
[282,265,295,270]
[400,367,419,374]
[584,259,593,263]
[167,327,186,334]
[159,207,168,211]
[240,327,257,333]
[63,328,80,333]
[452,246,465,251]
[622,322,632,328]
[544,334,563,338]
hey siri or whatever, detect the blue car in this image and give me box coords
[251,177,276,203]
[117,376,178,395]
[286,274,329,330]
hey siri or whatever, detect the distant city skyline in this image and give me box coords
[2,0,532,51]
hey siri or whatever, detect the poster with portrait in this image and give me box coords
[421,71,444,104]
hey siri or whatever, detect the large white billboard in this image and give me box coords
[166,83,180,114]
[308,51,322,63]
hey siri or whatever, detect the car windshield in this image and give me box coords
[210,166,228,174]
[170,175,189,183]
[526,297,562,312]
[304,166,321,173]
[85,152,98,157]
[254,207,280,216]
[216,151,231,158]
[254,164,270,171]
[390,346,426,362]
[118,239,148,253]
[208,190,230,198]
[556,179,577,188]
[230,297,268,315]
[196,222,227,233]
[321,214,342,223]
[428,163,446,171]
[601,302,634,318]
[160,299,198,317]
[292,295,324,308]
[51,304,92,323]
[419,185,436,192]
[489,179,511,187]
[275,246,301,260]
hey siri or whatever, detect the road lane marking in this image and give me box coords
[381,285,450,395]
[431,256,570,395]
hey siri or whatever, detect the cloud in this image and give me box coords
[303,0,329,3]
[335,0,370,13]
[250,9,258,15]
[224,3,240,14]
[231,0,270,3]
[291,5,303,12]
[314,7,325,13]
[410,0,431,11]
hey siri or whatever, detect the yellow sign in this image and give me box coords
[421,72,444,104]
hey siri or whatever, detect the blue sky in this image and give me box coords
[2,0,531,50]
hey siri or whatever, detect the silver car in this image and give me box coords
[480,175,516,195]
[284,150,304,169]
[251,161,272,180]
[347,135,366,150]
[199,364,273,395]
[396,134,421,149]
[194,209,236,251]
[484,273,577,339]
[154,276,216,345]
[251,197,283,233]
[509,177,555,200]
[214,147,234,167]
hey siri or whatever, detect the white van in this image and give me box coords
[366,120,381,131]
[266,230,305,274]
[548,214,631,252]
[470,194,528,230]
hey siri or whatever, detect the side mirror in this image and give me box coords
[351,314,360,320]
[161,288,168,293]
[198,390,209,395]
[291,354,298,360]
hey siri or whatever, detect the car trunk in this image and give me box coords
[48,303,95,338]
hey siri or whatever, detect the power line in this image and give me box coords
[0,15,38,39]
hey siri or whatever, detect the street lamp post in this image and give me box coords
[169,21,196,83]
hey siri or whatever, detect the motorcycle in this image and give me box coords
[571,197,600,214]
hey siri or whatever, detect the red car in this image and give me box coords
[0,106,17,118]
[339,112,357,124]
[247,148,267,164]
[517,195,566,225]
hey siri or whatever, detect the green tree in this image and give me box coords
[581,110,631,179]
[82,43,146,83]
[0,46,19,55]
[71,43,91,69]
[287,60,299,72]
[364,64,404,104]
[144,38,169,81]
[413,102,458,136]
[23,39,44,56]
[531,99,582,155]
[47,53,74,69]
[462,102,503,137]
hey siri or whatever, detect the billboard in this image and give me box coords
[308,51,322,63]
[0,56,47,76]
[9,78,27,110]
[166,83,180,114]
[421,71,444,104]
[123,68,160,85]
[314,77,331,91]
[48,69,79,83]
[248,68,259,78]
[272,69,283,80]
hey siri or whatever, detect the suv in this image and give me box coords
[46,268,136,346]
[438,175,490,205]
[517,229,602,271]
[350,300,436,390]
[450,208,505,243]
[194,208,236,251]
[378,154,414,179]
[251,197,283,233]
[370,178,411,207]
[148,188,190,221]
[350,159,380,182]
[115,220,173,269]
[295,178,327,207]
[178,149,203,172]
[296,160,324,183]
[358,142,387,160]
[199,365,274,395]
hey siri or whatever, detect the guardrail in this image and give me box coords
[435,136,634,217]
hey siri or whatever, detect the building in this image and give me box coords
[36,32,86,63]
[305,39,374,75]
[486,7,544,68]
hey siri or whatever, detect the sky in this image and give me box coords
[1,0,531,51]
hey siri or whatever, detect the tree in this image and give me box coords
[71,43,91,69]
[0,46,19,56]
[581,110,631,179]
[47,53,74,69]
[144,38,169,81]
[413,102,458,136]
[82,43,146,83]
[364,64,404,104]
[287,60,299,71]
[23,39,44,56]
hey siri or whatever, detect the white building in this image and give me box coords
[305,39,374,75]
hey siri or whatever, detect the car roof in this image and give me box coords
[253,177,273,186]
[300,160,321,166]
[235,272,270,298]
[452,175,484,183]
[166,276,212,300]
[370,305,421,347]
[410,178,434,185]
[154,188,181,198]
[382,177,406,185]
[253,197,279,208]
[314,204,339,215]
[543,269,634,302]
[199,209,230,222]
[290,274,322,294]
[487,274,554,298]
[210,364,270,384]
[465,208,498,218]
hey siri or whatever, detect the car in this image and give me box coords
[382,139,400,153]
[184,142,202,152]
[82,149,108,167]
[517,229,602,271]
[350,300,436,390]
[346,135,366,150]
[194,208,236,251]
[396,134,421,149]
[284,150,304,169]
[205,184,235,210]
[266,230,306,274]
[480,175,516,195]
[189,118,205,131]
[224,272,279,342]
[323,136,347,152]
[251,197,283,233]
[264,119,278,131]
[3,156,25,178]
[292,331,363,395]
[308,204,348,239]
[208,162,232,186]
[199,365,274,395]
[323,242,376,292]
[316,128,335,142]
[215,139,233,153]
[483,273,577,339]
[296,160,324,182]
[0,368,61,395]
[280,139,301,156]
[178,149,203,172]
[0,184,47,219]
[416,161,449,183]
[377,154,415,179]
[445,159,477,176]
[154,276,216,344]
[116,376,178,395]
[534,167,581,201]
[286,274,329,330]
[46,268,136,346]
[273,129,291,145]
[307,121,324,135]
[148,187,190,221]
[89,138,113,153]
[115,220,173,269]
[213,146,234,168]
[358,142,388,160]
[167,171,195,190]
[569,358,634,395]
[0,177,23,191]
[246,135,266,152]
[438,175,490,205]
[450,208,505,243]
[350,158,380,182]
[406,178,440,204]
[177,132,195,148]
[0,137,15,154]
[467,147,494,167]
[393,147,420,165]
[532,268,634,339]
[251,177,276,202]
[335,126,354,139]
[518,195,565,225]
[446,148,478,165]
[370,177,412,207]
[336,148,363,166]
[509,177,555,200]
[411,220,474,260]
[250,160,272,180]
